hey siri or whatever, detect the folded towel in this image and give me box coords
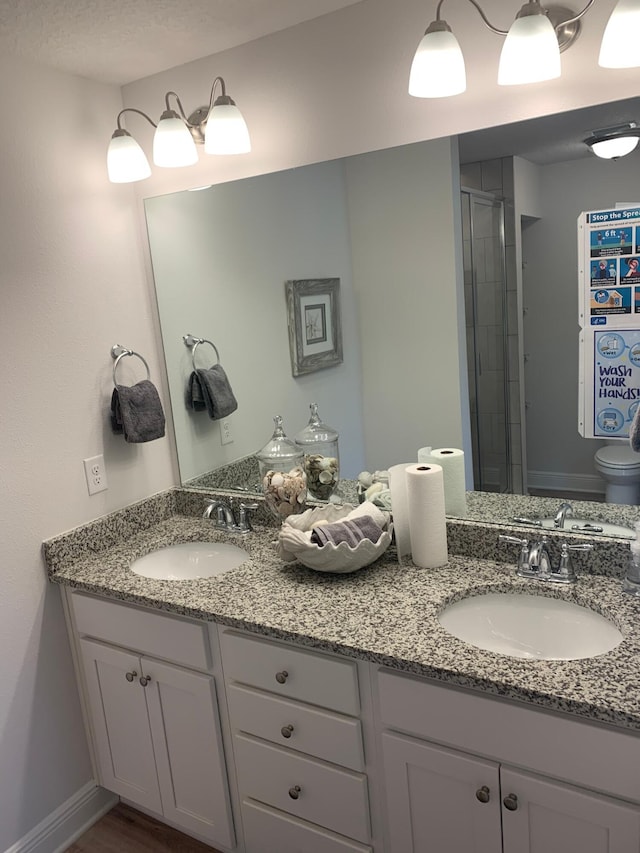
[311,515,384,547]
[631,405,640,452]
[110,380,166,443]
[188,365,238,420]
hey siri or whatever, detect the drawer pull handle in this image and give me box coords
[275,670,289,684]
[503,793,518,811]
[281,724,294,739]
[288,785,301,800]
[476,786,491,804]
[125,671,137,683]
[139,675,152,687]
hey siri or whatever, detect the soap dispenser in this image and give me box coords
[257,415,307,519]
[295,403,340,500]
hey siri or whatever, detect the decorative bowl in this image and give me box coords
[277,502,392,573]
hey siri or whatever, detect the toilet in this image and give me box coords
[594,443,640,504]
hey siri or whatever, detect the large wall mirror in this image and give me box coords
[145,96,640,531]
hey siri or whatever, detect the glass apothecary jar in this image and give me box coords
[295,403,340,501]
[257,415,307,519]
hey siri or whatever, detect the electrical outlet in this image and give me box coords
[83,454,108,495]
[220,419,234,445]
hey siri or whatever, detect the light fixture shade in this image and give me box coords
[599,0,640,68]
[107,131,151,183]
[498,9,561,85]
[408,25,466,98]
[153,113,198,167]
[590,136,640,159]
[204,103,251,154]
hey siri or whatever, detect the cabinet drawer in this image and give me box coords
[243,799,372,853]
[377,668,640,804]
[71,592,210,670]
[227,684,365,771]
[234,734,370,843]
[220,629,359,715]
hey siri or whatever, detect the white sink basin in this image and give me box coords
[130,542,250,580]
[539,518,635,538]
[439,593,622,660]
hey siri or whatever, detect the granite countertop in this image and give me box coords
[44,503,640,735]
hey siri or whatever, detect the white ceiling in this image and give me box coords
[0,0,363,85]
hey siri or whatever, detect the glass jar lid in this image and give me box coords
[257,415,303,465]
[295,403,339,446]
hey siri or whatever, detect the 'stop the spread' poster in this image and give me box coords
[578,206,640,439]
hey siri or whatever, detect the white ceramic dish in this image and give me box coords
[278,502,392,573]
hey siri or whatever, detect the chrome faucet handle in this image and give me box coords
[233,502,259,534]
[554,542,594,583]
[499,535,530,571]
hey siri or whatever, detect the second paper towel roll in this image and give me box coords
[419,447,467,518]
[406,463,448,568]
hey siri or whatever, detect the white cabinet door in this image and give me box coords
[381,732,502,853]
[79,639,161,812]
[143,658,235,850]
[501,767,640,853]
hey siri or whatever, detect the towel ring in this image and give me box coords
[111,344,151,387]
[183,334,220,371]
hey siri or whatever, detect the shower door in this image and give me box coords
[461,190,511,493]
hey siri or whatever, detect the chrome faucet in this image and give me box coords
[203,499,258,534]
[499,534,593,583]
[553,502,574,529]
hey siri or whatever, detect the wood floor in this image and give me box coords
[65,803,223,852]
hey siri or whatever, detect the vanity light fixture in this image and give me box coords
[107,76,251,183]
[584,123,640,159]
[409,0,640,98]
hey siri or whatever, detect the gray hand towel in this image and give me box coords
[111,380,166,443]
[311,515,384,547]
[631,405,640,452]
[188,365,238,420]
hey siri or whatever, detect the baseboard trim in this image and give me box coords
[4,781,117,853]
[527,469,605,497]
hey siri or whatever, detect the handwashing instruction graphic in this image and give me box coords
[593,330,640,436]
[580,206,640,439]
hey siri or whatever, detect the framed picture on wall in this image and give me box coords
[285,278,343,376]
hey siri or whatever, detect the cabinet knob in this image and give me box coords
[125,670,137,682]
[476,786,491,803]
[288,785,301,800]
[281,724,294,739]
[503,793,519,811]
[275,670,289,684]
[139,675,151,687]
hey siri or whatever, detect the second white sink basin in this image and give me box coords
[439,593,622,660]
[130,541,250,580]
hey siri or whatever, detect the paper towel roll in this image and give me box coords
[417,446,432,463]
[424,448,467,518]
[388,462,414,558]
[406,463,448,569]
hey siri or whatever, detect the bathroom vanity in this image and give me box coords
[44,489,640,852]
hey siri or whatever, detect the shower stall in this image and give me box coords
[460,188,513,493]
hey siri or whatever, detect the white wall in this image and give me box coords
[345,138,469,470]
[145,160,366,480]
[521,154,640,490]
[0,54,174,852]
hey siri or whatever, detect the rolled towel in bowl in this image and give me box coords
[111,380,165,443]
[311,515,384,547]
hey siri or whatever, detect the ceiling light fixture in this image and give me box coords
[584,123,640,159]
[409,0,640,98]
[107,77,251,184]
